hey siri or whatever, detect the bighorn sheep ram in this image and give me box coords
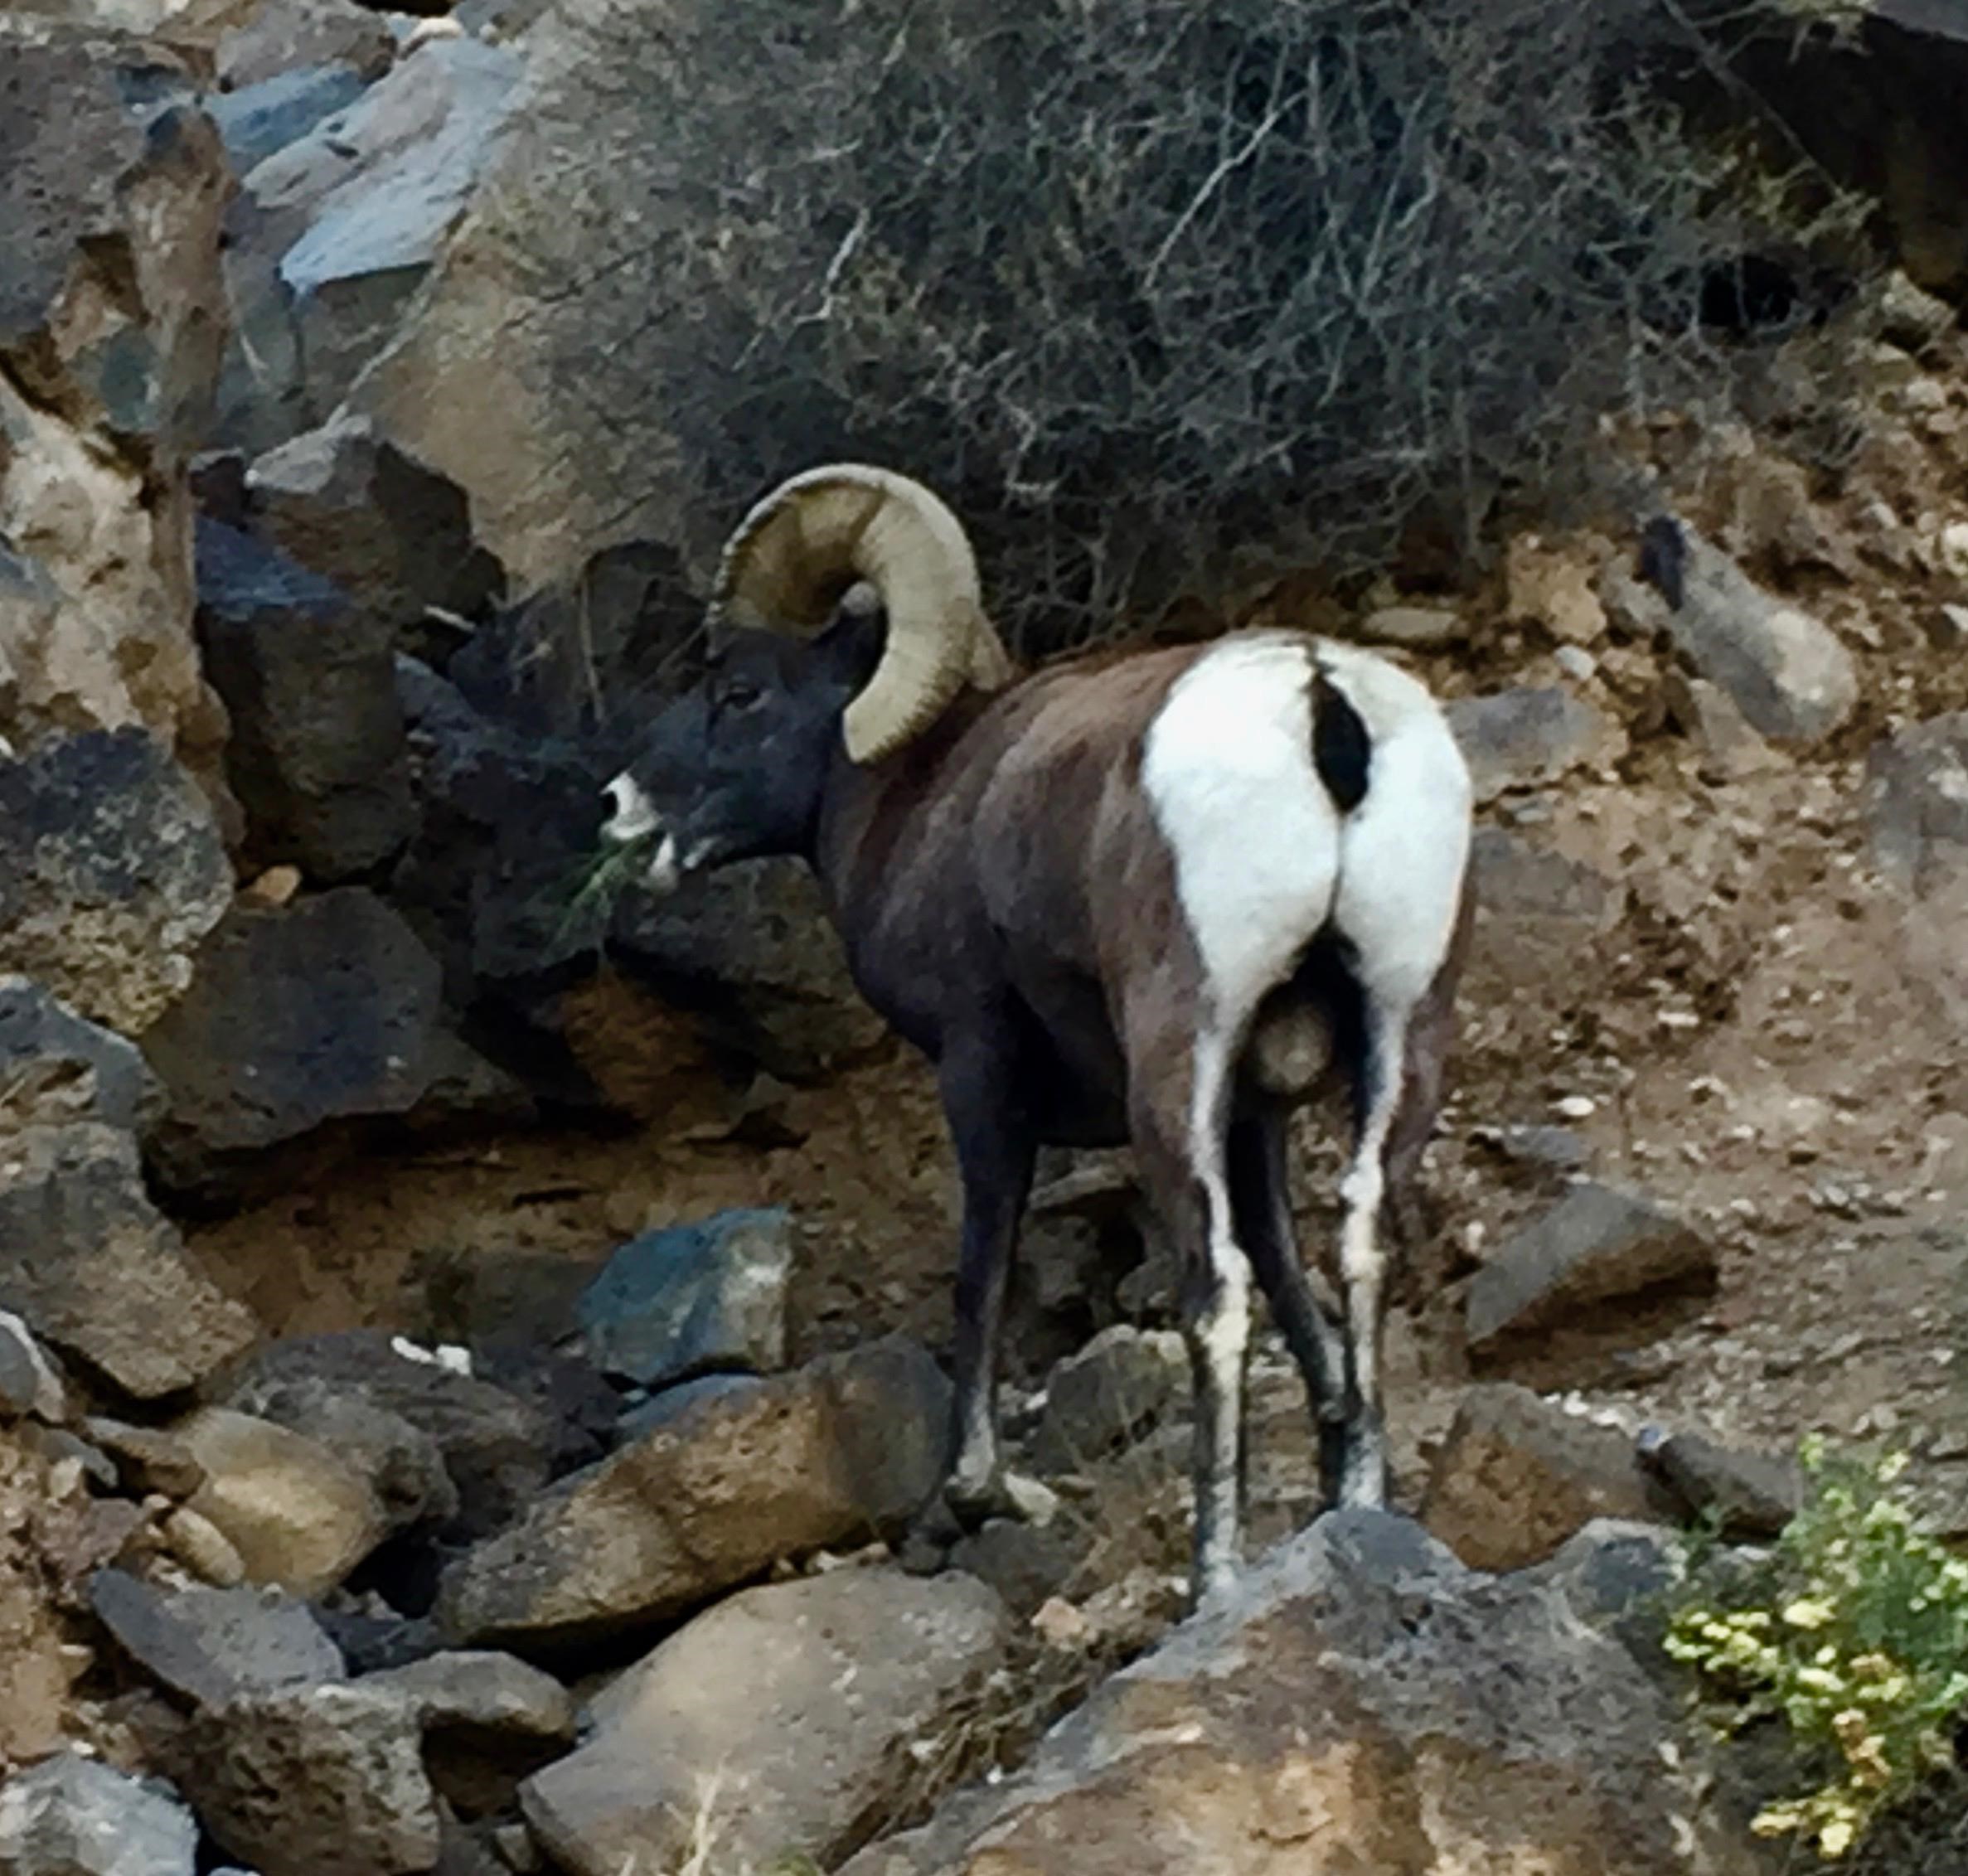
[600,465,1474,1600]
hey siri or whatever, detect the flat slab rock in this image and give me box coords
[1466,1180,1717,1357]
[437,1335,948,1649]
[90,1568,347,1709]
[841,1509,1762,1876]
[521,1567,1011,1876]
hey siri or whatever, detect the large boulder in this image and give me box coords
[437,1335,950,1650]
[0,730,233,1036]
[842,1509,1761,1876]
[139,889,508,1194]
[193,514,414,880]
[521,1568,1012,1876]
[0,22,234,796]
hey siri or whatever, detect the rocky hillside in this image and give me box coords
[2,2,1967,1873]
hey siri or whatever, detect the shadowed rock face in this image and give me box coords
[842,1510,1763,1876]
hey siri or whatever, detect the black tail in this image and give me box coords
[1311,667,1370,812]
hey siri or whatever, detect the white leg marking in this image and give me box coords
[1189,1023,1251,1595]
[1142,635,1342,1014]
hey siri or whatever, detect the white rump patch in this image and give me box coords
[1142,634,1342,1025]
[1311,638,1473,1010]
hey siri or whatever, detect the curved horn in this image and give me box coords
[710,464,1013,763]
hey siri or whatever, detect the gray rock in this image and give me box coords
[841,1508,1760,1876]
[0,730,232,1037]
[1445,685,1618,804]
[1421,1384,1680,1571]
[363,1651,574,1744]
[172,1407,389,1598]
[80,1418,206,1498]
[0,978,166,1137]
[209,65,373,173]
[247,412,501,632]
[90,1568,348,1709]
[140,891,456,1195]
[1614,518,1857,746]
[521,1568,1011,1876]
[193,516,414,880]
[613,1370,765,1444]
[1465,1181,1718,1358]
[1634,1425,1801,1539]
[438,1335,950,1649]
[1519,1518,1684,1677]
[0,1750,197,1876]
[1867,710,1968,894]
[218,0,396,89]
[216,1331,560,1542]
[182,1681,442,1876]
[0,1124,259,1399]
[576,1207,793,1389]
[1461,828,1626,1030]
[948,1518,1084,1619]
[1033,1326,1189,1475]
[0,1310,67,1423]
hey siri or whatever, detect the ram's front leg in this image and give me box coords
[900,1035,1042,1568]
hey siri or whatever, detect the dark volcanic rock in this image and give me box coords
[140,890,478,1194]
[194,516,414,880]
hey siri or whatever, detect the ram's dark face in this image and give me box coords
[599,618,877,890]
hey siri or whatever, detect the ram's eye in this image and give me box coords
[719,678,762,712]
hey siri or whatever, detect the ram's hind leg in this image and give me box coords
[1127,996,1253,1605]
[1228,1100,1349,1503]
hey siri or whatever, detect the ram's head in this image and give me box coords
[600,465,1012,890]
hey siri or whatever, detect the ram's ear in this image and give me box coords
[815,583,888,691]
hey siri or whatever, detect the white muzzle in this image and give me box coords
[602,773,681,892]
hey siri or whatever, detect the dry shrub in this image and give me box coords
[518,0,1880,659]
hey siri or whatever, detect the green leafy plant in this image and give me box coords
[552,835,656,946]
[1664,1439,1968,1860]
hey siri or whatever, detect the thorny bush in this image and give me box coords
[519,0,1877,657]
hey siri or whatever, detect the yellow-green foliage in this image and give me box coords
[1665,1440,1968,1860]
